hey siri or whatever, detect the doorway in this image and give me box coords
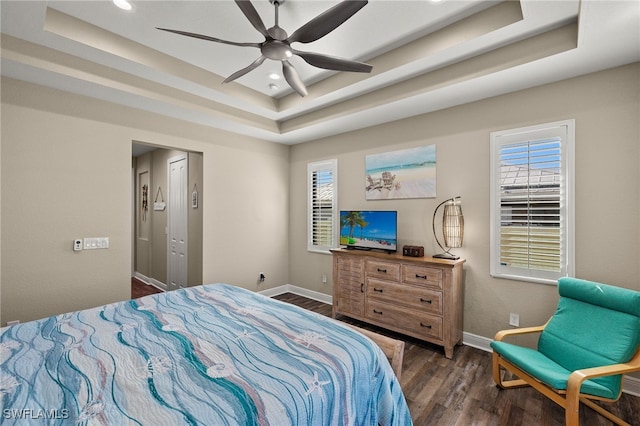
[132,143,203,291]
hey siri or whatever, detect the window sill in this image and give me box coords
[490,272,560,286]
[307,248,334,255]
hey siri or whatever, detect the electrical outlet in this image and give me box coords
[509,313,520,327]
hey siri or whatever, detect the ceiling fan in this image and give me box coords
[157,0,373,97]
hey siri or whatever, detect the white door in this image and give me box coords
[167,154,188,290]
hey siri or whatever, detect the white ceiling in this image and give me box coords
[1,0,639,145]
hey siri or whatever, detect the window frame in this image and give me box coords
[307,159,338,254]
[490,119,575,284]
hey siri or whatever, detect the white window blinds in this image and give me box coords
[308,159,338,252]
[490,120,574,284]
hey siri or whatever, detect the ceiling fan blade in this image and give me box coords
[157,28,260,48]
[234,0,270,39]
[222,55,267,84]
[282,61,308,97]
[293,50,372,73]
[288,0,368,44]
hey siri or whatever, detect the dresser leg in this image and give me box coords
[445,346,454,359]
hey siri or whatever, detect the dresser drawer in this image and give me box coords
[402,264,443,289]
[366,300,443,341]
[367,278,443,315]
[366,260,401,282]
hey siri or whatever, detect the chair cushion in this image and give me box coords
[557,277,640,317]
[537,279,640,398]
[491,341,619,399]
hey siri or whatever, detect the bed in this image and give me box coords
[1,284,411,425]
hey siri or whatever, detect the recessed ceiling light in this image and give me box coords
[269,83,279,90]
[113,0,133,11]
[268,73,280,80]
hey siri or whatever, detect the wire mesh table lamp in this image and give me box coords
[432,196,464,260]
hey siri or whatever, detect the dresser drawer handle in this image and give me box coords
[377,268,387,273]
[373,309,383,315]
[374,288,384,293]
[420,298,432,304]
[415,274,427,279]
[420,322,432,329]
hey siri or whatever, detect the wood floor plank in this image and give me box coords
[131,277,162,298]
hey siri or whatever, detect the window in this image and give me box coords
[308,159,338,253]
[490,120,574,284]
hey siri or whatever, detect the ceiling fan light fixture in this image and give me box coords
[157,0,372,96]
[113,0,132,11]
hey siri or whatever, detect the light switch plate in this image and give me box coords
[84,237,109,250]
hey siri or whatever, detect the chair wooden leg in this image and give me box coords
[565,392,580,426]
[492,353,532,389]
[492,351,503,386]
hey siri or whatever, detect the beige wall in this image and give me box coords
[1,77,290,324]
[289,63,640,342]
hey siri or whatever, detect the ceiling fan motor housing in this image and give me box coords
[261,40,293,60]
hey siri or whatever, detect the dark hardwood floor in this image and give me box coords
[272,292,640,426]
[131,277,162,299]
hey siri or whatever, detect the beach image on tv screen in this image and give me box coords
[340,211,397,250]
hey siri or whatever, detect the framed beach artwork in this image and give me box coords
[365,145,436,200]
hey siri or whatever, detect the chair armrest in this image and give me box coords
[564,349,640,423]
[493,324,546,342]
[567,348,640,393]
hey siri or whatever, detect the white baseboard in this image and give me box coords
[462,331,493,352]
[259,284,332,304]
[623,376,640,396]
[134,273,166,292]
[261,285,640,397]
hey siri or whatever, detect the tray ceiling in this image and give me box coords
[1,1,639,144]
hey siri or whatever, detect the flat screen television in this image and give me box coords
[339,210,398,253]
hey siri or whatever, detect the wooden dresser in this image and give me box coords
[331,249,465,359]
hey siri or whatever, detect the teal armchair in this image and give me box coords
[491,277,640,425]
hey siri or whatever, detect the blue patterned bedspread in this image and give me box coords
[1,284,411,425]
